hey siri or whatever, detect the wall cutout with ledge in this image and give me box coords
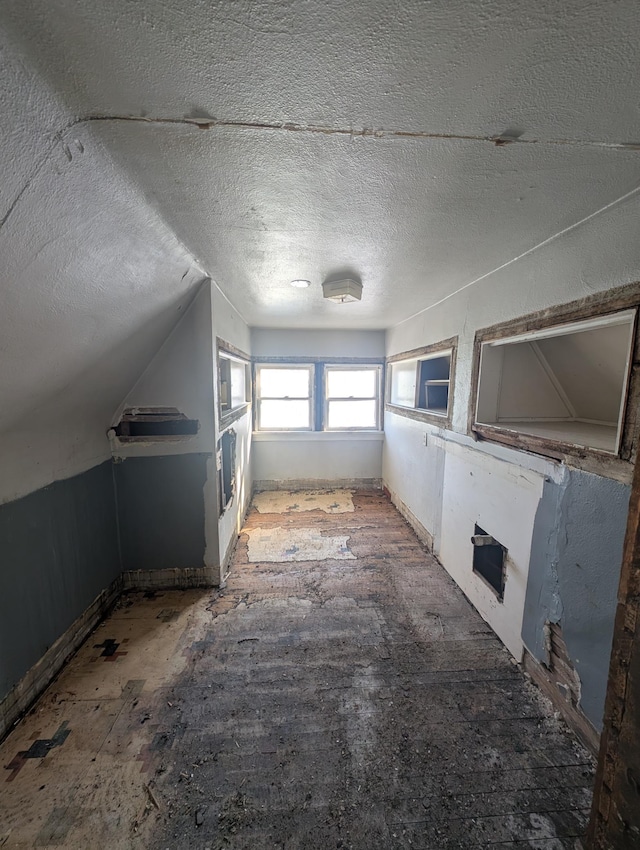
[109,407,199,442]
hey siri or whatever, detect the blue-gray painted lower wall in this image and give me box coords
[114,454,210,573]
[523,467,630,731]
[0,461,121,703]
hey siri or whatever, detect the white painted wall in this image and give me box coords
[384,188,640,658]
[111,283,216,458]
[251,329,385,359]
[212,286,253,568]
[0,32,205,504]
[438,440,544,659]
[251,329,385,485]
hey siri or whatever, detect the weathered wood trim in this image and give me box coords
[385,402,451,429]
[472,423,634,486]
[0,576,123,742]
[383,484,434,551]
[121,567,216,591]
[385,337,457,428]
[468,282,640,482]
[217,337,250,363]
[220,402,251,431]
[474,282,640,345]
[587,431,640,847]
[386,336,458,365]
[523,648,599,757]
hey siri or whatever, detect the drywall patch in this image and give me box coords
[246,527,356,562]
[523,468,629,731]
[253,489,355,514]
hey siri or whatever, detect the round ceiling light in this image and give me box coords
[290,279,311,288]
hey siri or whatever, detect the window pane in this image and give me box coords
[260,399,311,429]
[327,400,377,429]
[327,369,376,398]
[390,360,418,407]
[259,368,310,398]
[230,360,246,409]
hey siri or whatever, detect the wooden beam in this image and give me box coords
[587,440,640,847]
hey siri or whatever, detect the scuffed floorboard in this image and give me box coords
[0,491,594,849]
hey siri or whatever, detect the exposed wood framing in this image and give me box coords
[523,647,599,756]
[587,439,640,847]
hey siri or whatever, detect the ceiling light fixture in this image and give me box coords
[322,278,363,303]
[290,279,311,288]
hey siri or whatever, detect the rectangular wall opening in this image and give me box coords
[113,408,198,440]
[474,310,635,455]
[472,524,506,601]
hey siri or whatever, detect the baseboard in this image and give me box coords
[383,483,434,551]
[523,648,600,756]
[122,566,216,590]
[253,478,383,492]
[0,576,122,742]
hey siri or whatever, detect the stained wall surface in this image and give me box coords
[0,462,120,703]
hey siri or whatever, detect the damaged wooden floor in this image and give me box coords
[0,490,594,849]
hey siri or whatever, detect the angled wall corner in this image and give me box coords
[109,280,221,583]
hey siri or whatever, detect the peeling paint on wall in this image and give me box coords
[523,468,629,730]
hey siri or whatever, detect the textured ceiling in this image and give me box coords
[2,0,640,334]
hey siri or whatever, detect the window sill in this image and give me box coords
[385,402,451,427]
[252,430,384,442]
[220,403,251,430]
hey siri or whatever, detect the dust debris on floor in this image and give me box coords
[0,490,594,849]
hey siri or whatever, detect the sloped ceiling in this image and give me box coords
[1,0,639,432]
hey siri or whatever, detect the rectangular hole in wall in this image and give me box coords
[472,524,506,601]
[474,309,635,454]
[113,408,198,439]
[388,346,453,419]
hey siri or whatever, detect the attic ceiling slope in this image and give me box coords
[0,31,208,439]
[2,0,640,330]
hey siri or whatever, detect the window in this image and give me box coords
[255,365,313,430]
[474,310,635,455]
[387,340,456,423]
[218,343,251,426]
[325,366,381,430]
[254,362,383,431]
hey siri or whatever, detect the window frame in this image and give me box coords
[385,337,458,428]
[468,284,640,478]
[254,363,315,432]
[323,364,383,431]
[217,339,251,429]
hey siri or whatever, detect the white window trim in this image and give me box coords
[255,363,314,431]
[323,364,382,431]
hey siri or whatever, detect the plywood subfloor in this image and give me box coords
[0,491,594,849]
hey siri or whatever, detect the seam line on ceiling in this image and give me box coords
[393,180,640,328]
[78,115,640,150]
[2,113,639,235]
